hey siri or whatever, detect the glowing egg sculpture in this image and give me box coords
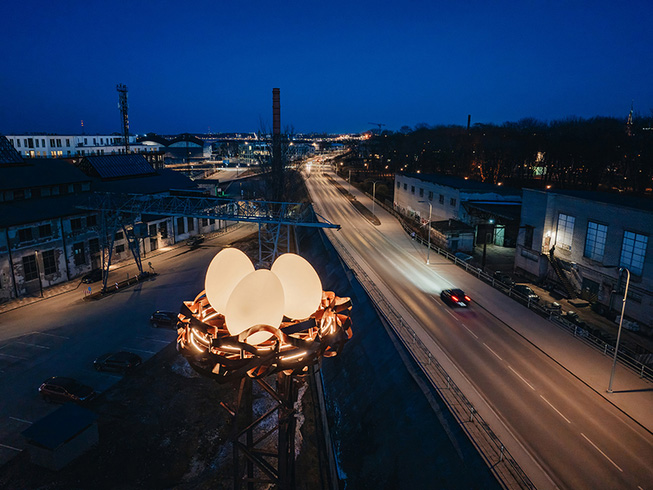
[271,253,322,320]
[177,248,352,383]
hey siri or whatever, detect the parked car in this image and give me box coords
[440,288,472,307]
[150,310,179,328]
[81,269,103,283]
[39,377,96,403]
[513,284,540,303]
[493,271,515,288]
[186,235,205,248]
[94,351,142,374]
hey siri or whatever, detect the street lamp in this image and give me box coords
[34,250,43,298]
[418,201,432,265]
[607,267,630,393]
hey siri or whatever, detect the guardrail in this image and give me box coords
[325,230,536,490]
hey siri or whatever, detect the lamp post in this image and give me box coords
[607,267,630,393]
[34,250,43,298]
[418,201,432,265]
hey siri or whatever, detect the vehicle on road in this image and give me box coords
[493,271,515,288]
[186,235,205,248]
[81,269,103,283]
[94,351,142,373]
[38,377,96,403]
[440,288,471,307]
[513,284,540,303]
[150,310,179,328]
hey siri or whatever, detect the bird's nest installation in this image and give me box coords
[177,248,352,489]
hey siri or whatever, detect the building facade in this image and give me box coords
[515,189,653,327]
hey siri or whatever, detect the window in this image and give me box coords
[89,238,100,254]
[71,218,82,231]
[42,250,57,275]
[396,181,400,189]
[27,138,34,148]
[411,186,415,194]
[66,139,70,146]
[23,255,38,281]
[16,139,21,147]
[403,184,407,190]
[177,217,185,234]
[450,198,456,206]
[439,194,444,204]
[620,231,648,275]
[187,217,194,231]
[86,215,97,227]
[42,139,46,147]
[114,231,124,241]
[115,244,125,253]
[73,242,86,266]
[149,224,157,237]
[428,191,433,201]
[209,218,215,225]
[584,222,608,261]
[35,139,39,148]
[524,226,534,249]
[556,213,575,251]
[18,228,33,242]
[159,222,168,239]
[419,188,424,197]
[38,224,52,238]
[202,218,208,227]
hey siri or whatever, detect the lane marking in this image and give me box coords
[33,332,70,339]
[540,395,571,424]
[121,347,156,355]
[9,417,32,424]
[0,353,27,360]
[483,343,503,361]
[581,433,623,472]
[15,341,50,349]
[508,366,535,390]
[461,323,478,339]
[0,443,22,451]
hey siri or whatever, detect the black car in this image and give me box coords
[81,269,103,283]
[39,377,96,403]
[94,351,142,373]
[440,288,472,307]
[513,284,540,303]
[186,235,205,248]
[493,271,515,288]
[150,310,179,328]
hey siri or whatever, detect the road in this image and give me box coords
[304,162,653,490]
[0,224,257,466]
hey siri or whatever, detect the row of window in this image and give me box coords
[15,215,97,244]
[1,182,91,203]
[22,251,57,280]
[9,137,127,149]
[555,213,648,275]
[398,181,456,206]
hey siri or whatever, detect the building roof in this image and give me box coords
[22,403,98,450]
[137,133,170,146]
[93,167,198,194]
[400,172,520,195]
[431,219,475,233]
[0,158,91,191]
[76,154,156,179]
[462,201,523,222]
[530,188,653,213]
[168,133,204,147]
[0,194,91,228]
[0,135,23,164]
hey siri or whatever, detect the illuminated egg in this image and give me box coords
[205,248,255,314]
[224,269,285,345]
[271,253,322,320]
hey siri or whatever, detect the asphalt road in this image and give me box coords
[0,224,257,466]
[304,161,653,490]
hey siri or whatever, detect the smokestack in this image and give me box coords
[273,88,281,136]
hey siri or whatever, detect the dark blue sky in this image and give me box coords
[2,0,651,135]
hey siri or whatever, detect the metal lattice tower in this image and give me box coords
[117,83,130,153]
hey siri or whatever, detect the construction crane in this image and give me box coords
[116,83,130,153]
[368,122,386,132]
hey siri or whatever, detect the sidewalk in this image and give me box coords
[0,223,249,316]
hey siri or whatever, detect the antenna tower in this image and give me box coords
[117,83,130,152]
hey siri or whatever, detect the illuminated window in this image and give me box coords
[556,213,575,251]
[584,221,607,261]
[620,231,648,275]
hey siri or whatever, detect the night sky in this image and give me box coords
[2,0,652,135]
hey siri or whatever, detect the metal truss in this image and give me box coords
[79,193,339,229]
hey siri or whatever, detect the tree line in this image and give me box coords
[351,116,653,194]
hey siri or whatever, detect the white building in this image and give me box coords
[515,189,653,327]
[4,134,164,159]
